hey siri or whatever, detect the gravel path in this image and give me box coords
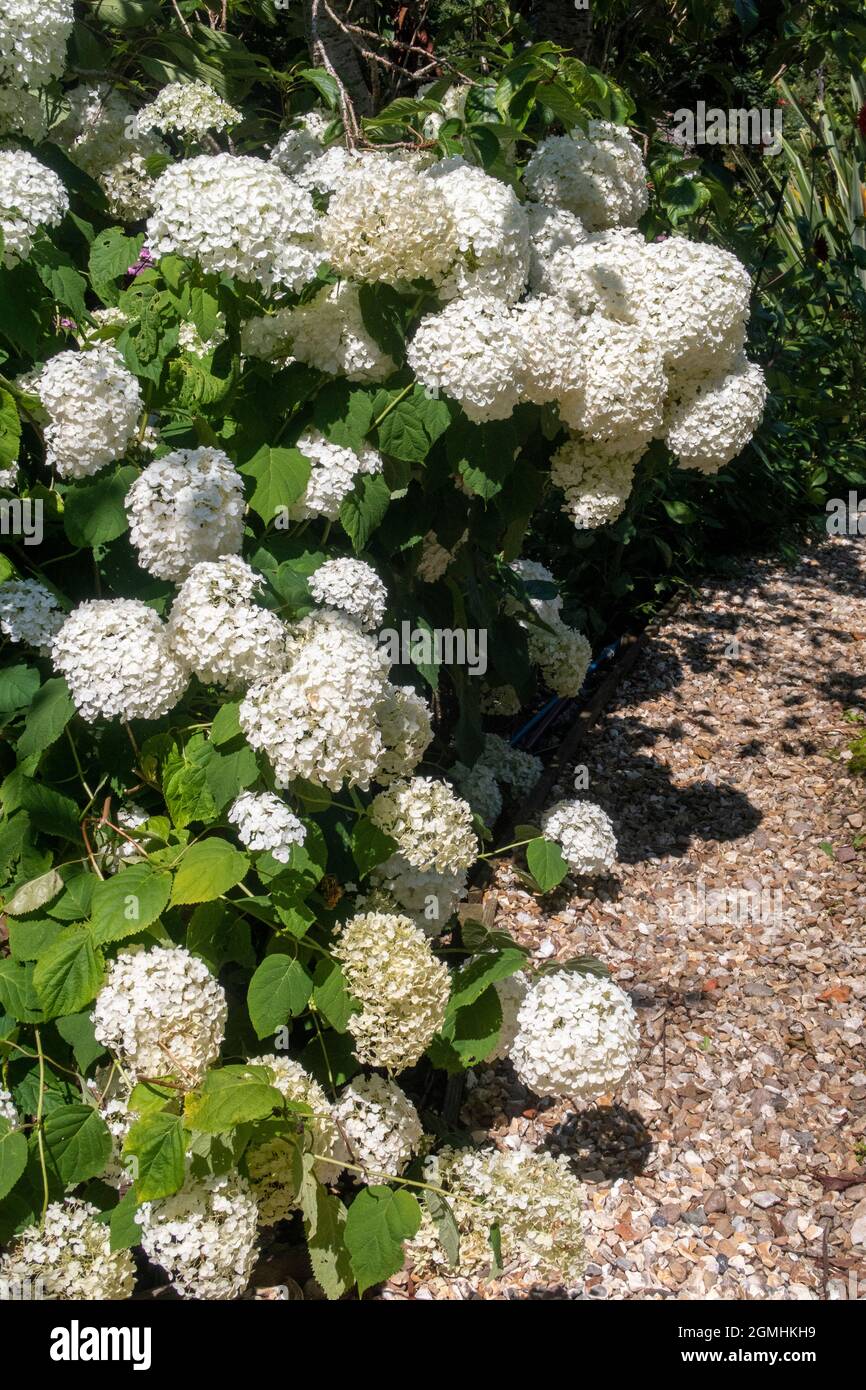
[435,534,866,1301]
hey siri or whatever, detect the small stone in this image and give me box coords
[752,1191,781,1209]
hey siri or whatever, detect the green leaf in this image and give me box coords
[312,959,353,1034]
[16,679,75,761]
[187,901,254,972]
[428,986,503,1072]
[124,1112,185,1201]
[90,863,172,945]
[526,837,569,893]
[8,917,63,961]
[162,734,218,829]
[248,955,314,1038]
[109,1187,142,1251]
[340,473,391,552]
[447,948,526,1016]
[56,1011,106,1072]
[3,867,63,916]
[185,1065,284,1133]
[33,926,104,1017]
[204,744,259,813]
[240,445,310,523]
[0,1119,27,1201]
[170,839,249,906]
[661,498,698,525]
[313,381,374,451]
[303,1183,354,1300]
[357,283,404,364]
[63,466,137,549]
[0,386,21,471]
[32,241,88,318]
[210,702,241,746]
[351,819,396,878]
[0,665,39,715]
[89,228,145,295]
[48,872,96,922]
[421,1189,460,1268]
[344,1185,422,1295]
[377,388,451,462]
[0,959,43,1022]
[2,773,81,843]
[42,1104,112,1185]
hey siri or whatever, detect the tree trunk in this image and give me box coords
[304,0,374,120]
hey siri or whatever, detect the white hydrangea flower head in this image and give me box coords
[489,970,529,1061]
[321,155,457,286]
[408,1145,584,1283]
[293,142,361,196]
[240,610,390,790]
[374,682,433,784]
[558,313,666,448]
[525,122,648,231]
[514,295,586,407]
[147,154,323,292]
[244,1054,342,1223]
[666,355,768,473]
[0,463,16,489]
[541,798,617,876]
[0,579,64,655]
[0,0,73,88]
[52,599,188,722]
[333,1074,424,1180]
[290,428,383,521]
[449,760,503,827]
[243,281,396,382]
[0,149,68,266]
[125,446,246,581]
[33,345,142,478]
[531,226,650,321]
[550,434,643,529]
[91,946,227,1087]
[166,557,287,690]
[369,853,467,936]
[369,775,478,873]
[0,1088,19,1128]
[55,84,165,220]
[308,556,388,631]
[526,201,588,284]
[511,970,638,1099]
[528,621,592,698]
[136,1172,258,1300]
[0,1199,135,1300]
[479,733,542,800]
[270,109,331,177]
[428,157,530,303]
[137,80,241,140]
[407,294,524,422]
[227,792,306,863]
[638,237,753,380]
[334,910,450,1071]
[0,84,46,141]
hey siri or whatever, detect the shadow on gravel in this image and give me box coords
[543,1104,653,1182]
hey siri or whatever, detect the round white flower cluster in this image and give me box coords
[666,354,769,473]
[244,1054,342,1223]
[147,154,322,292]
[490,970,529,1061]
[478,733,543,800]
[524,122,649,231]
[448,760,502,827]
[530,224,646,320]
[407,294,524,422]
[136,1172,258,1300]
[639,237,754,384]
[308,556,388,631]
[333,1074,424,1180]
[0,579,64,655]
[374,682,434,785]
[240,609,393,791]
[126,446,246,581]
[479,682,521,717]
[510,970,639,1099]
[0,150,68,266]
[369,775,478,874]
[291,429,383,521]
[0,1198,135,1301]
[321,156,457,286]
[242,282,396,382]
[0,84,46,141]
[227,792,306,863]
[509,559,592,697]
[550,434,642,529]
[369,853,467,936]
[408,1145,584,1283]
[294,143,361,196]
[136,80,241,139]
[334,910,450,1071]
[52,599,188,722]
[270,109,331,179]
[428,157,530,303]
[541,798,617,876]
[33,345,142,478]
[0,0,72,89]
[91,946,227,1087]
[0,1088,19,1128]
[167,557,286,690]
[56,84,165,221]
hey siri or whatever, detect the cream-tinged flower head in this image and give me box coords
[550,433,643,529]
[136,1172,258,1300]
[137,80,241,140]
[55,84,165,220]
[0,1199,135,1300]
[333,1074,424,1180]
[0,579,64,655]
[637,237,753,381]
[290,429,383,522]
[0,150,68,266]
[525,122,648,231]
[33,345,142,478]
[242,282,396,382]
[541,798,617,876]
[244,1054,342,1223]
[428,157,530,303]
[52,599,188,722]
[167,557,287,690]
[309,556,388,631]
[369,853,467,936]
[510,970,639,1099]
[227,793,306,864]
[125,446,246,581]
[270,109,331,178]
[334,910,450,1071]
[369,775,478,873]
[407,294,524,422]
[666,355,767,473]
[0,0,72,89]
[373,683,433,784]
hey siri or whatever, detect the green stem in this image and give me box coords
[479,836,534,859]
[34,1029,50,1223]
